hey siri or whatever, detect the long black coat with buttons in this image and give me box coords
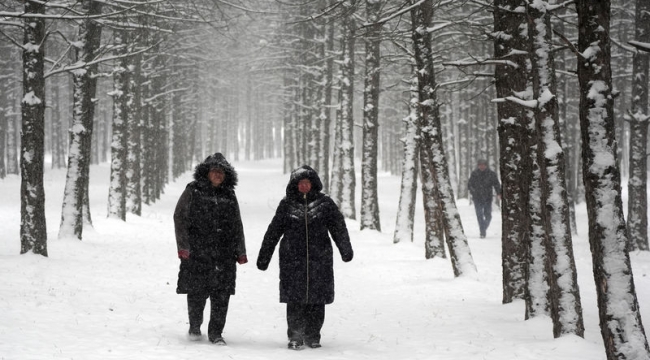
[257,165,353,304]
[174,153,246,295]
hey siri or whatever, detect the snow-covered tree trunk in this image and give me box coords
[0,103,5,179]
[50,76,67,170]
[301,11,321,173]
[411,0,475,276]
[171,85,187,179]
[142,50,166,204]
[127,52,143,216]
[626,0,650,251]
[108,30,130,221]
[141,49,158,206]
[0,41,12,179]
[339,0,357,219]
[141,69,153,206]
[393,72,420,244]
[494,0,529,304]
[527,0,584,338]
[331,101,343,203]
[5,65,19,176]
[20,0,47,256]
[59,0,102,240]
[576,0,650,357]
[360,0,381,231]
[420,141,445,259]
[457,107,468,199]
[319,2,335,192]
[525,129,550,319]
[0,41,18,179]
[282,74,293,173]
[552,6,578,236]
[442,103,457,195]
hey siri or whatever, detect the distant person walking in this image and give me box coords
[257,165,354,350]
[468,159,501,238]
[173,153,248,345]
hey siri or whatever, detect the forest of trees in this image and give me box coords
[1,0,650,359]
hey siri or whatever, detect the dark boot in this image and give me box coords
[187,293,208,340]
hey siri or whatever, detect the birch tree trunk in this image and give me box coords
[494,0,529,304]
[411,0,475,276]
[527,0,583,338]
[360,0,381,231]
[626,0,650,251]
[108,30,130,221]
[577,0,650,357]
[20,0,47,256]
[59,0,102,240]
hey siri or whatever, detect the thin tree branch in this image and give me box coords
[44,40,162,78]
[552,28,584,59]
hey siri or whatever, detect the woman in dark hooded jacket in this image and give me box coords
[257,165,353,350]
[173,153,247,345]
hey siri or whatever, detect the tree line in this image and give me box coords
[1,0,650,359]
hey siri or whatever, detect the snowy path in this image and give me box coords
[1,158,648,359]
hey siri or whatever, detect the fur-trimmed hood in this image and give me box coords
[193,152,238,190]
[286,165,323,199]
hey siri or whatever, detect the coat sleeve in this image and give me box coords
[257,200,287,270]
[232,194,247,258]
[467,171,476,195]
[326,198,354,262]
[492,172,502,196]
[173,186,192,252]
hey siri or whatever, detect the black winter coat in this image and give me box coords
[174,153,246,295]
[257,165,353,304]
[468,167,501,203]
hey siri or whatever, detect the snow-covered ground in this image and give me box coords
[1,158,649,360]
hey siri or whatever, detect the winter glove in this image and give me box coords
[178,249,190,260]
[342,251,353,263]
[237,255,248,264]
[257,259,268,271]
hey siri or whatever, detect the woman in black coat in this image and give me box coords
[257,165,353,350]
[173,153,247,345]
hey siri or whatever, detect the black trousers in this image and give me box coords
[187,291,230,340]
[286,303,325,344]
[473,199,492,236]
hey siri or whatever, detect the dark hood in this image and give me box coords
[286,165,323,198]
[193,152,238,190]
